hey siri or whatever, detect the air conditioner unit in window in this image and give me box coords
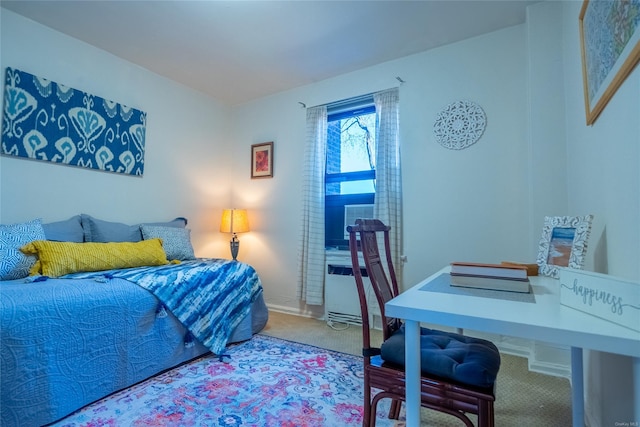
[343,204,374,239]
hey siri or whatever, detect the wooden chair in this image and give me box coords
[347,219,500,427]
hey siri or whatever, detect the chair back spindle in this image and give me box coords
[348,219,400,341]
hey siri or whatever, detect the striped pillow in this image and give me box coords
[140,225,195,261]
[0,219,46,280]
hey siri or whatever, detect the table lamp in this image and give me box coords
[220,208,249,260]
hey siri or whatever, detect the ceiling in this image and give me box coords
[1,1,539,106]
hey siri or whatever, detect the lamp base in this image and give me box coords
[230,234,240,261]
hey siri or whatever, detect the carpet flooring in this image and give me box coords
[52,334,397,427]
[53,310,573,426]
[261,311,573,426]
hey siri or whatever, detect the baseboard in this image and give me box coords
[530,341,571,378]
[496,338,571,379]
[527,359,571,378]
[265,303,323,320]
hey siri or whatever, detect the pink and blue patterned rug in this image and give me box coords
[52,334,398,426]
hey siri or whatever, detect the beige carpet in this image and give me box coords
[261,310,572,426]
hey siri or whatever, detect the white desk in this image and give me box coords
[385,267,640,427]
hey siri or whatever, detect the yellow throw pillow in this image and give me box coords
[21,239,169,277]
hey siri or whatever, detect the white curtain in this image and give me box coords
[373,88,403,279]
[296,106,327,305]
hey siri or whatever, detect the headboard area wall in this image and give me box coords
[0,9,233,258]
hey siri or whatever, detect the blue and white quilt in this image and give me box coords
[66,258,262,354]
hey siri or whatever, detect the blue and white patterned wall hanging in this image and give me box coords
[2,67,146,176]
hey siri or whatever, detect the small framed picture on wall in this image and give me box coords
[251,142,274,179]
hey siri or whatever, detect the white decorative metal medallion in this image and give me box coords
[433,100,486,150]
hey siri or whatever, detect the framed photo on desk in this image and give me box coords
[536,215,593,278]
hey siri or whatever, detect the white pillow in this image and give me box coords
[140,225,195,261]
[0,218,46,280]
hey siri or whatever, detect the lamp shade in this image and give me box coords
[220,209,250,234]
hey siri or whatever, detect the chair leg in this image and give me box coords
[388,399,401,419]
[362,392,372,427]
[476,400,495,427]
[363,378,372,427]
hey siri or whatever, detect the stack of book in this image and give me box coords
[449,262,531,293]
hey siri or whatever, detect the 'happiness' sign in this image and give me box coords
[559,268,640,332]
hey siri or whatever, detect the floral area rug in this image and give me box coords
[52,334,397,427]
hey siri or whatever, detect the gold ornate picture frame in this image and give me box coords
[579,1,640,125]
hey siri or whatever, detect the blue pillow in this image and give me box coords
[146,217,188,228]
[81,215,188,243]
[81,214,142,242]
[42,215,84,242]
[0,218,46,280]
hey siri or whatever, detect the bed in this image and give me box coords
[0,215,269,426]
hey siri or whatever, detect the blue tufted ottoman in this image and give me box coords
[380,324,501,388]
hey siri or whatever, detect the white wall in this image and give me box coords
[231,25,534,317]
[0,9,234,257]
[526,1,639,424]
[560,2,640,425]
[0,3,553,319]
[561,3,640,280]
[526,1,568,243]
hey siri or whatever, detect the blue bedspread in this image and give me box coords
[1,259,267,426]
[66,258,261,354]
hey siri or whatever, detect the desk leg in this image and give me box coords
[634,356,640,424]
[405,320,421,427]
[571,347,584,427]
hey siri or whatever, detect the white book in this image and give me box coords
[450,262,528,280]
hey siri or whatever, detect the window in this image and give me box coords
[325,96,376,249]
